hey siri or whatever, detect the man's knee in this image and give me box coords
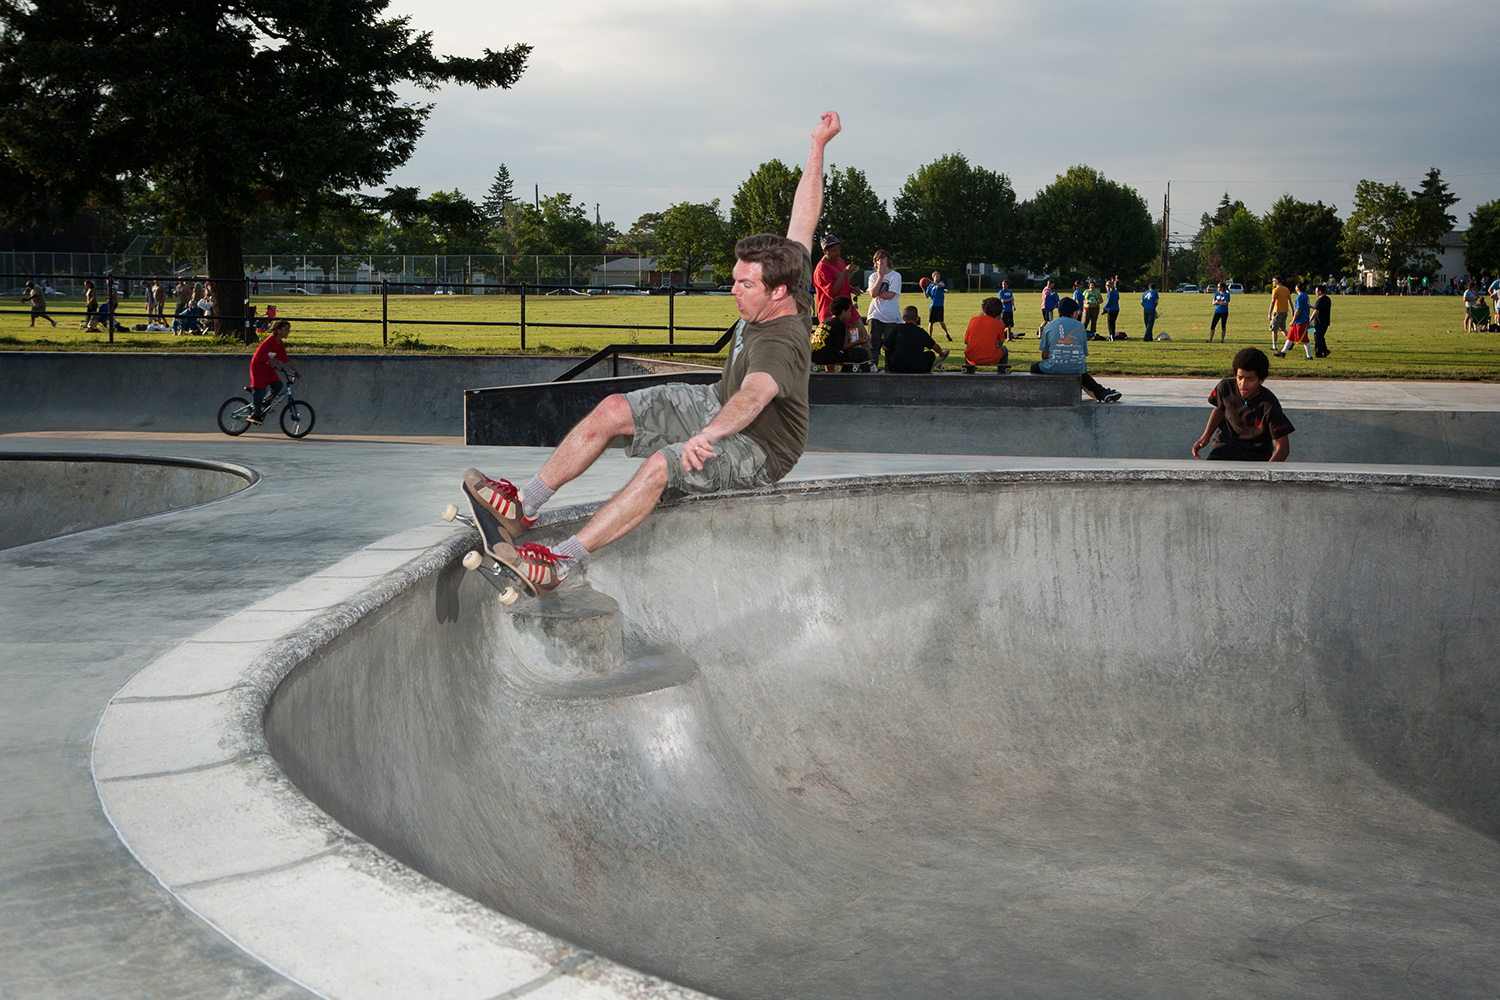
[589,393,635,435]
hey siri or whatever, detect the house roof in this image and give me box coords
[593,257,660,272]
[1438,230,1466,248]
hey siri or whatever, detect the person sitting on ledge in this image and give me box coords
[1031,297,1121,402]
[882,305,950,373]
[962,296,1009,373]
[810,295,870,372]
[1191,346,1293,462]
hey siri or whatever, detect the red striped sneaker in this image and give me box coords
[462,468,538,542]
[495,541,568,596]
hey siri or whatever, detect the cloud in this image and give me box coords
[379,0,1500,232]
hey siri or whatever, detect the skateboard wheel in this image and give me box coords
[462,551,483,571]
[498,588,519,606]
[442,503,459,523]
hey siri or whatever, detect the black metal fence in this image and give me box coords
[0,273,731,362]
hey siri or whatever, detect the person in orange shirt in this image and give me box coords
[962,297,1010,373]
[1267,274,1292,348]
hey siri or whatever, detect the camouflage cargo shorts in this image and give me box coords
[623,382,771,501]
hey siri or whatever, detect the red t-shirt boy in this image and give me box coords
[249,320,298,420]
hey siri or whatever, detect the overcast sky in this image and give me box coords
[379,0,1500,245]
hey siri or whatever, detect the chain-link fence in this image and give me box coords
[0,251,714,296]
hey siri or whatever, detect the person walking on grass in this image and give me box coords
[1209,281,1230,342]
[82,280,98,331]
[1141,282,1159,341]
[1275,281,1313,359]
[24,281,57,328]
[1267,274,1291,348]
[1041,279,1059,324]
[1312,285,1332,358]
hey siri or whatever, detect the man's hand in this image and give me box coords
[811,111,842,147]
[1191,435,1210,458]
[681,433,716,472]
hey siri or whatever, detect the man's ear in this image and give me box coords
[769,284,790,302]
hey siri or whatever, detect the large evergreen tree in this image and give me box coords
[0,0,529,333]
[820,164,890,261]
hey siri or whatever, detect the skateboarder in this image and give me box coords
[1191,347,1294,461]
[461,111,843,595]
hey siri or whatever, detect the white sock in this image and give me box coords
[553,535,589,564]
[521,475,555,518]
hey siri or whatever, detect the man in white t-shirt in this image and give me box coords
[865,248,902,372]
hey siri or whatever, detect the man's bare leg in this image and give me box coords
[576,452,669,552]
[535,393,634,492]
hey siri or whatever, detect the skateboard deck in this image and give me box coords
[443,489,537,605]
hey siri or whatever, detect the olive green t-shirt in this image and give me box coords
[718,244,813,482]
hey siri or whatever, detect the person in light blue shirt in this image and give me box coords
[1141,283,1159,341]
[1209,282,1230,342]
[1031,297,1122,402]
[998,280,1015,338]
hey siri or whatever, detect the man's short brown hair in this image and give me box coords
[735,234,803,299]
[981,296,1002,318]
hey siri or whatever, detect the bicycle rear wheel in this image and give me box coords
[217,397,252,436]
[280,400,315,438]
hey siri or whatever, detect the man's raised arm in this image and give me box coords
[787,111,842,252]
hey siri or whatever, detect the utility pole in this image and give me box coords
[1161,182,1171,292]
[534,184,539,209]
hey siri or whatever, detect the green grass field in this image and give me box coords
[4,290,1497,381]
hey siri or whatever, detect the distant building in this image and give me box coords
[1356,230,1470,287]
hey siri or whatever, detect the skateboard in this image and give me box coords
[442,487,536,606]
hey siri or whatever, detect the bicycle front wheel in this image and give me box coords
[217,397,252,436]
[280,400,315,438]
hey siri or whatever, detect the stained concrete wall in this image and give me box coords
[0,353,695,436]
[0,454,254,549]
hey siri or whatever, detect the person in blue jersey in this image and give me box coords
[924,271,951,341]
[1104,278,1123,339]
[1041,279,1059,325]
[1275,281,1313,359]
[1209,281,1230,342]
[998,279,1016,339]
[1141,282,1160,341]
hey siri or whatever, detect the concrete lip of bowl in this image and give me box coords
[0,451,258,549]
[93,468,1500,1000]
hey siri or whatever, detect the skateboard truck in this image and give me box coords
[442,502,530,606]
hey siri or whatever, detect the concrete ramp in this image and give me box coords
[0,453,255,549]
[265,472,1500,999]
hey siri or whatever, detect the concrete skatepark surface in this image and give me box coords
[2,371,1499,998]
[0,453,255,549]
[261,474,1500,999]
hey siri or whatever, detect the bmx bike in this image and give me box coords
[216,373,316,438]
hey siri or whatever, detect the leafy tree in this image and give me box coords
[1199,208,1270,285]
[623,212,665,257]
[482,165,516,228]
[1200,193,1247,232]
[1342,180,1441,283]
[730,160,801,239]
[0,0,529,333]
[655,200,732,285]
[1025,165,1156,280]
[821,164,890,260]
[1464,200,1500,276]
[507,193,600,258]
[368,187,490,254]
[891,153,1017,284]
[1262,195,1344,281]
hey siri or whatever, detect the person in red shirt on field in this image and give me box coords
[249,319,299,423]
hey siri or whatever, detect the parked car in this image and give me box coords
[1176,283,1200,293]
[1227,282,1245,294]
